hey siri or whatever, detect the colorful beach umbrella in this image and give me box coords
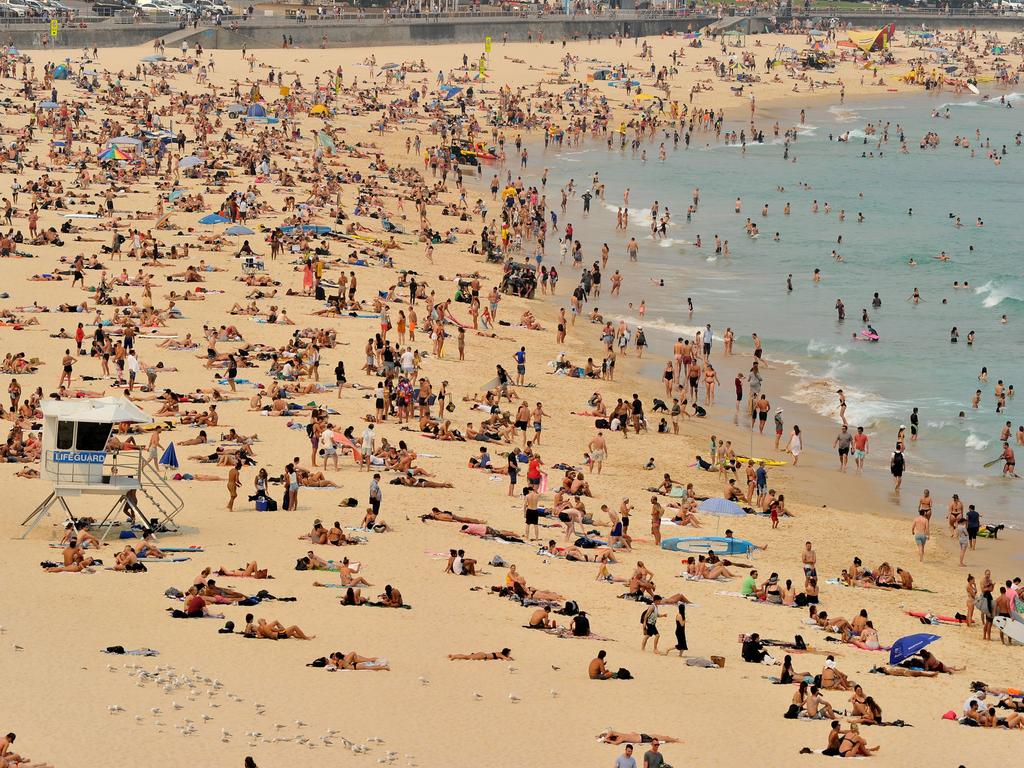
[98,146,132,161]
[888,633,940,666]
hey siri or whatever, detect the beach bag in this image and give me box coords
[561,600,579,616]
[594,418,609,429]
[265,497,278,512]
[490,555,507,568]
[307,657,329,668]
[784,704,801,719]
[615,667,632,680]
[794,634,807,650]
[295,559,308,571]
[710,655,726,668]
[255,498,269,512]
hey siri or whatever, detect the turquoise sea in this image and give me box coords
[488,90,1024,524]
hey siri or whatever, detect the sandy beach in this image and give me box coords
[1,24,1023,768]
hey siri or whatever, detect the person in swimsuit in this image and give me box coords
[448,648,513,661]
[838,724,879,757]
[599,731,681,745]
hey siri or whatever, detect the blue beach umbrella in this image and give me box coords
[888,633,940,666]
[697,498,746,516]
[697,497,746,533]
[225,225,254,236]
[160,442,179,470]
[39,101,59,109]
[199,213,230,225]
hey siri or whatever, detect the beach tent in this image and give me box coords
[178,156,203,170]
[440,85,462,100]
[53,64,68,80]
[847,24,896,53]
[199,213,230,225]
[889,633,940,666]
[246,103,267,118]
[308,104,329,116]
[592,69,611,81]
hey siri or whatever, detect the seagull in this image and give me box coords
[134,715,144,724]
[296,720,308,728]
[472,692,483,700]
[150,707,161,715]
[221,728,231,738]
[106,665,117,672]
[550,689,559,698]
[508,693,521,703]
[417,676,429,686]
[507,665,519,674]
[107,704,124,713]
[172,702,184,710]
[275,723,286,730]
[202,714,213,722]
[12,644,24,652]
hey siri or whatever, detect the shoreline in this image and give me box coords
[2,30,1023,767]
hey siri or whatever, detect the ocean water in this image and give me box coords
[493,91,1024,522]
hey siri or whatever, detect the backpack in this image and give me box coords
[615,667,632,680]
[561,600,579,616]
[640,606,653,625]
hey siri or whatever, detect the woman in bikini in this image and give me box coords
[838,724,879,757]
[448,648,513,661]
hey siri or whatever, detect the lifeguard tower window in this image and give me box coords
[76,422,112,451]
[56,420,75,450]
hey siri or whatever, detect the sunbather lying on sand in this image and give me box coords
[448,648,513,661]
[242,614,315,640]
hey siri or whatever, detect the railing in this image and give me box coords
[44,447,144,487]
[139,461,185,528]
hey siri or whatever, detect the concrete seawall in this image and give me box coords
[4,12,1024,52]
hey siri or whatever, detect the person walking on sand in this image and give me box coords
[227,460,241,511]
[785,425,802,465]
[588,432,608,474]
[640,600,660,653]
[912,512,930,562]
[890,443,905,492]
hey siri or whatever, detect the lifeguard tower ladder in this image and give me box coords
[19,397,184,539]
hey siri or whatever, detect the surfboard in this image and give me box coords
[661,536,755,556]
[967,82,980,95]
[734,456,787,467]
[994,616,1024,644]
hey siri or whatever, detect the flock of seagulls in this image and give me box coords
[100,662,418,764]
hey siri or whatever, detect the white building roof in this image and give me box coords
[40,397,153,425]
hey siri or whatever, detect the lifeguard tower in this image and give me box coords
[20,397,184,539]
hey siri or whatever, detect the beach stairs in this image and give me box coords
[149,25,253,52]
[703,16,773,36]
[126,463,186,534]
